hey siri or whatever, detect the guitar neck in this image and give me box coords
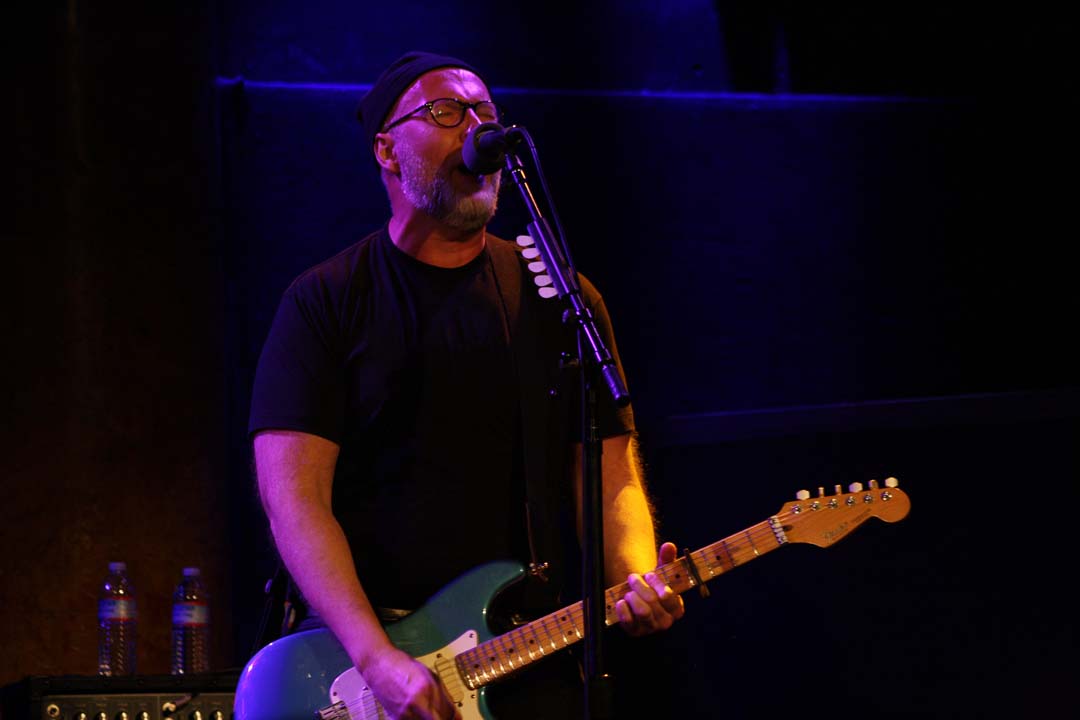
[454,517,786,689]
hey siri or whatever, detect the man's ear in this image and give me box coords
[373,133,399,175]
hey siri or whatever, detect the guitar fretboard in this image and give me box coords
[454,516,789,689]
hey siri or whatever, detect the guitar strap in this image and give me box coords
[488,236,573,603]
[251,560,306,655]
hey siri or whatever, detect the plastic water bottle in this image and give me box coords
[171,566,210,674]
[97,561,137,675]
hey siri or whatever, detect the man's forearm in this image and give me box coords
[268,499,394,670]
[574,433,659,584]
[254,430,392,673]
[599,433,658,583]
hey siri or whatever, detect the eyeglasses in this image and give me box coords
[382,97,500,133]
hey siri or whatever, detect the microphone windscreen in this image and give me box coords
[462,122,507,175]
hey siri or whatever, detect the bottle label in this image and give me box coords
[172,601,209,627]
[99,598,136,621]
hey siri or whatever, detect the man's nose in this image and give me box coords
[459,107,485,138]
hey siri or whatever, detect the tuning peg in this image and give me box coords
[516,235,535,247]
[538,287,558,299]
[868,479,879,489]
[848,482,863,493]
[522,247,540,259]
[817,486,825,497]
[884,476,899,487]
[528,260,546,273]
[833,484,842,495]
[795,489,811,500]
[534,275,553,287]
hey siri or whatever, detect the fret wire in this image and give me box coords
[507,627,525,668]
[446,517,805,694]
[743,528,760,556]
[559,608,575,644]
[506,627,521,667]
[456,519,795,691]
[478,642,494,683]
[534,621,547,656]
[524,621,543,660]
[691,549,711,578]
[605,587,620,623]
[541,614,559,652]
[458,654,478,690]
[569,604,583,640]
[491,635,506,676]
[499,632,514,670]
[489,635,504,675]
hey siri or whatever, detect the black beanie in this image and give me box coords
[357,51,484,151]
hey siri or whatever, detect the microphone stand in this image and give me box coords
[499,127,630,720]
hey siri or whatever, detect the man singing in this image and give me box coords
[249,50,684,719]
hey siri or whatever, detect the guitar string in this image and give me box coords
[460,498,893,685]
[457,519,792,688]
[340,500,889,711]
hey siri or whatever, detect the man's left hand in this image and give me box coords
[615,541,686,636]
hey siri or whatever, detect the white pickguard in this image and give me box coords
[327,630,482,720]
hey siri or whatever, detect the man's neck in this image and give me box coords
[388,212,487,268]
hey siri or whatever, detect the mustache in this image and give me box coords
[448,147,501,180]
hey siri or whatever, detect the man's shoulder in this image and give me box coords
[286,226,386,297]
[486,232,525,259]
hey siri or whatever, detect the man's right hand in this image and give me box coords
[361,647,462,720]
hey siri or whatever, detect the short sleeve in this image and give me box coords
[248,276,347,444]
[577,274,636,440]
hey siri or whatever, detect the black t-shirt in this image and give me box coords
[249,225,634,610]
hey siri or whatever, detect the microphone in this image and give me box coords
[462,122,516,175]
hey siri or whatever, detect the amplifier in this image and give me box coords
[1,672,239,720]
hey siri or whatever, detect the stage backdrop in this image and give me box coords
[215,10,1077,717]
[6,2,1077,715]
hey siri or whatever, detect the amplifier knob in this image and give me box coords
[163,694,193,715]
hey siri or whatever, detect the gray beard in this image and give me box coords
[397,145,500,234]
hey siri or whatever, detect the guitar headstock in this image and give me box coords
[778,477,911,547]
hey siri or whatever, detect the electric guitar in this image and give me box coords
[233,479,911,720]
